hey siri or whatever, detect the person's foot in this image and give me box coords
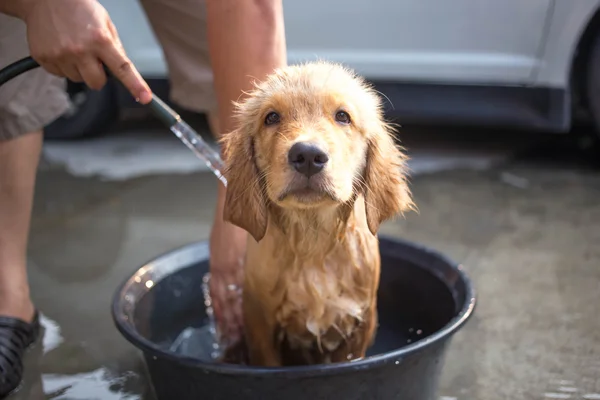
[0,293,39,399]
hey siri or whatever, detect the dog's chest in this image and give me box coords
[273,236,377,363]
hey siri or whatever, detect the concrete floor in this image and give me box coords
[7,117,600,400]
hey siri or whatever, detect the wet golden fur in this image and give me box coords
[220,61,414,366]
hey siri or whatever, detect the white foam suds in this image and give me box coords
[39,313,64,354]
[558,387,578,393]
[544,393,572,399]
[42,131,210,181]
[42,368,140,400]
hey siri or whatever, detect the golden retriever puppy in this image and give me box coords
[220,61,414,367]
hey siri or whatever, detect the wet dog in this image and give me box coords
[221,61,414,366]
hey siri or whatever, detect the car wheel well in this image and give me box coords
[571,6,600,119]
[43,79,119,140]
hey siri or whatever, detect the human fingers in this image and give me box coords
[76,57,107,90]
[39,62,64,78]
[99,38,152,103]
[59,63,84,83]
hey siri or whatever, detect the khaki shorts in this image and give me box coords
[0,0,215,141]
[0,14,70,141]
[139,0,217,114]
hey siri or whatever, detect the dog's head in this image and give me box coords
[221,62,414,242]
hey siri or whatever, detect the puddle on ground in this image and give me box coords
[9,314,147,400]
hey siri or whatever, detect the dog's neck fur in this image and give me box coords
[267,198,356,259]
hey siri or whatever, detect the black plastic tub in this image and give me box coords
[112,236,476,400]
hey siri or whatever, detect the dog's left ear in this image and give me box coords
[363,120,414,235]
[220,124,268,243]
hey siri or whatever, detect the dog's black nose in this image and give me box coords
[288,142,329,178]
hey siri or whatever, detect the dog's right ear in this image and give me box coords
[220,125,268,243]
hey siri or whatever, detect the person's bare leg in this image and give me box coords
[205,0,287,344]
[0,131,42,322]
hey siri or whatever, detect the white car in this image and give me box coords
[44,0,600,140]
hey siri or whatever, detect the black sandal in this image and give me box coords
[0,311,41,399]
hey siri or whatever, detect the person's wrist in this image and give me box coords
[213,183,228,225]
[217,181,227,198]
[4,0,40,21]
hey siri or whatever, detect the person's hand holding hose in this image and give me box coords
[1,0,153,104]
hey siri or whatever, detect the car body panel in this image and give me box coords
[284,0,552,85]
[101,0,554,85]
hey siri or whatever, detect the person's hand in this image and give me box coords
[21,0,152,104]
[209,190,247,347]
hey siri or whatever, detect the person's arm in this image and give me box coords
[0,0,152,104]
[205,0,287,344]
[0,0,33,19]
[206,0,287,137]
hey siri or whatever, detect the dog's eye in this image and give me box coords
[264,112,280,126]
[335,111,351,124]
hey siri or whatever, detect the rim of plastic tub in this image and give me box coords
[111,235,476,377]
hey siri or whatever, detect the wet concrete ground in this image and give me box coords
[8,115,600,400]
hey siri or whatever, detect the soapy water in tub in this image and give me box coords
[169,273,224,361]
[166,273,428,363]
